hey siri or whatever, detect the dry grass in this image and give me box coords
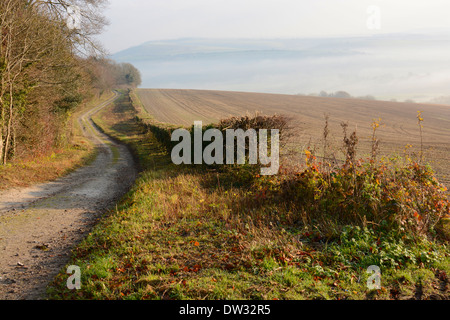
[0,143,95,190]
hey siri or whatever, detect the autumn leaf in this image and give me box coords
[413,212,423,221]
[193,264,201,272]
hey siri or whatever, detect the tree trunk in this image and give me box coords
[0,129,3,164]
[12,123,16,160]
[3,84,14,164]
[0,91,5,164]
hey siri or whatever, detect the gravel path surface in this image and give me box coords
[0,92,137,299]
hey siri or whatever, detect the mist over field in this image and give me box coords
[112,33,450,103]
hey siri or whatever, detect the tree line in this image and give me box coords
[0,0,140,164]
[313,91,376,100]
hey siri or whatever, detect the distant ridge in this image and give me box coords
[112,35,450,102]
[112,37,367,61]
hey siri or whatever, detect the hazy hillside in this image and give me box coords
[113,35,450,102]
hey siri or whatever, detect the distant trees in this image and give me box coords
[307,90,378,101]
[316,90,375,100]
[333,91,352,99]
[309,91,422,103]
[357,94,376,100]
[87,58,142,93]
[429,96,450,105]
[318,91,352,98]
[112,61,142,88]
[0,0,139,164]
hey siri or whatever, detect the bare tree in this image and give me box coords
[27,0,109,56]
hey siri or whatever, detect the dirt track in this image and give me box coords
[0,92,137,299]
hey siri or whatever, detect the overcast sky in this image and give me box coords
[97,0,450,54]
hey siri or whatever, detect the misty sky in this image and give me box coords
[98,0,450,54]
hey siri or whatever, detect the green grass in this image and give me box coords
[47,92,450,300]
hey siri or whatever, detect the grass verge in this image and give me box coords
[47,92,449,300]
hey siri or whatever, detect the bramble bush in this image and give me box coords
[271,154,449,239]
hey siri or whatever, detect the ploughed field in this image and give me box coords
[135,88,450,187]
